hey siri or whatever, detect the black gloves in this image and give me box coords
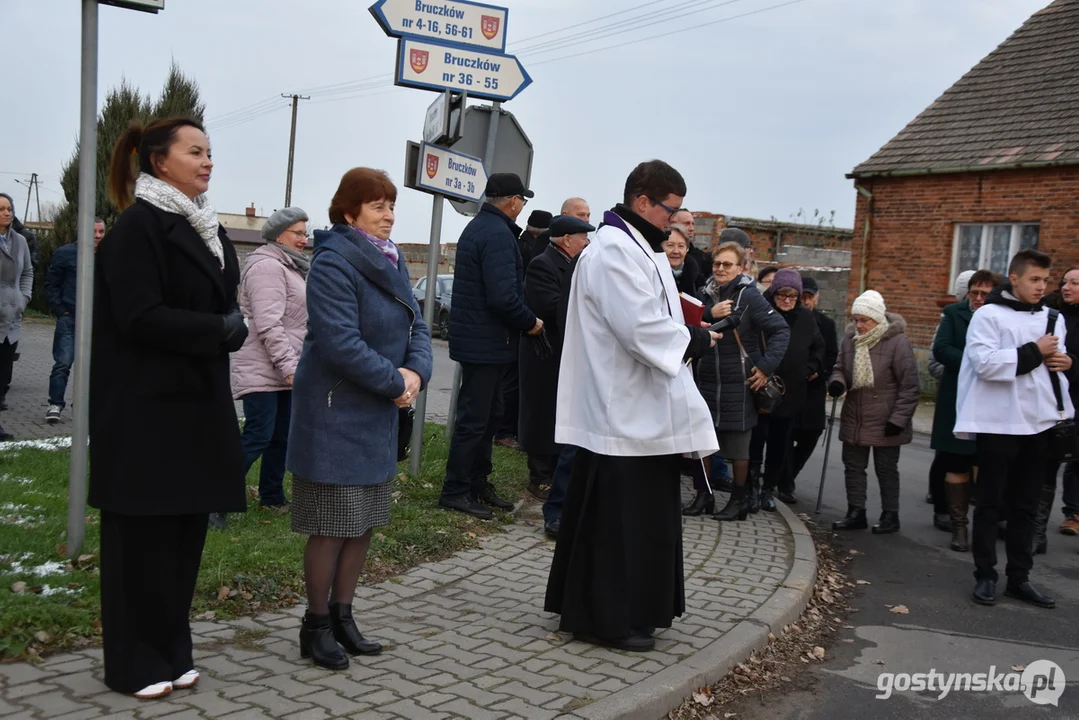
[527,328,553,360]
[828,381,845,398]
[683,325,713,362]
[222,309,249,353]
[884,422,904,437]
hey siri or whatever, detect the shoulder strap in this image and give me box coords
[1046,309,1065,414]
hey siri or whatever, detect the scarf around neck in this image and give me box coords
[274,242,311,279]
[353,226,399,266]
[852,319,890,390]
[134,173,224,267]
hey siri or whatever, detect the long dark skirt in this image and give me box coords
[544,449,685,639]
[100,512,207,694]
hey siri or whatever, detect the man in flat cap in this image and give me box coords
[440,174,544,519]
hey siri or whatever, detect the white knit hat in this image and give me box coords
[953,270,976,301]
[851,290,887,324]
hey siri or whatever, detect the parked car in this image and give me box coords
[413,274,453,339]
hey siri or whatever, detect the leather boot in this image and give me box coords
[759,484,777,512]
[328,603,382,656]
[947,482,971,552]
[299,612,348,670]
[933,513,951,532]
[682,492,715,517]
[1032,484,1054,555]
[872,511,900,535]
[832,506,867,531]
[747,464,761,514]
[713,485,749,521]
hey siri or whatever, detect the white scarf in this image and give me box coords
[134,173,224,267]
[852,319,890,390]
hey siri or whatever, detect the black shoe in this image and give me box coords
[573,633,655,652]
[1004,581,1055,609]
[544,519,560,539]
[299,613,349,669]
[777,490,797,504]
[476,484,514,511]
[682,492,715,517]
[713,487,749,521]
[925,492,933,505]
[872,511,900,535]
[933,513,951,532]
[208,513,228,530]
[328,603,382,655]
[759,486,777,513]
[833,506,867,531]
[438,495,494,520]
[972,578,996,606]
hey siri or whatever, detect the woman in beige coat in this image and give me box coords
[828,290,920,534]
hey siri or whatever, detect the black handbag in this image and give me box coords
[733,328,785,414]
[1046,309,1078,462]
[397,406,415,462]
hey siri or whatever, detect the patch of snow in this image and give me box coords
[0,436,74,452]
[0,473,34,486]
[6,560,67,577]
[0,502,47,528]
[40,585,78,597]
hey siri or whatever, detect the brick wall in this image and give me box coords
[691,212,854,263]
[398,243,457,283]
[848,167,1079,350]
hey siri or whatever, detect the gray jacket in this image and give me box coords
[0,228,34,343]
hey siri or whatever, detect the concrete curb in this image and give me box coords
[571,502,819,720]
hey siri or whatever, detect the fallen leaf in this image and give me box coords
[874,660,886,666]
[217,586,230,601]
[56,543,67,557]
[240,591,253,600]
[1011,665,1025,672]
[812,646,826,660]
[33,631,49,643]
[767,633,776,642]
[800,657,809,663]
[889,605,910,615]
[780,676,791,683]
[197,611,216,621]
[466,532,477,538]
[77,554,94,564]
[422,483,433,489]
[391,491,403,499]
[856,580,871,585]
[258,520,272,525]
[724,713,738,718]
[11,581,26,594]
[247,486,258,500]
[842,639,855,643]
[692,691,714,707]
[849,549,862,555]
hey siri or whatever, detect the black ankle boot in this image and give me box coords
[833,506,867,531]
[872,511,900,535]
[759,485,777,512]
[747,465,761,514]
[300,612,349,669]
[682,492,715,517]
[713,486,749,521]
[328,603,383,656]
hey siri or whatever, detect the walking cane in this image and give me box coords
[815,396,840,515]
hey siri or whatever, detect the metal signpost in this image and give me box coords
[370,0,527,472]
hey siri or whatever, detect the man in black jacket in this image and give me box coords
[440,174,544,519]
[780,276,839,501]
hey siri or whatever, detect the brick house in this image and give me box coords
[847,0,1079,355]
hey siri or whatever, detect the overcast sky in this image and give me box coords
[2,0,1050,244]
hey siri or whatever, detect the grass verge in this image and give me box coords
[0,423,528,660]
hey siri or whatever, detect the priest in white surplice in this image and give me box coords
[544,160,720,652]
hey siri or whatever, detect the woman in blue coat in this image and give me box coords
[286,168,432,670]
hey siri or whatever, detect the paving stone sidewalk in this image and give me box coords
[0,482,815,720]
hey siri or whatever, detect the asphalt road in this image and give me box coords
[722,431,1079,719]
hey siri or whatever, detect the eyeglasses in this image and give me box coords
[647,196,680,218]
[284,229,308,240]
[775,291,800,300]
[713,261,738,270]
[515,195,529,206]
[967,290,990,299]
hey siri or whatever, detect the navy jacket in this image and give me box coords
[287,225,433,487]
[448,204,537,364]
[46,243,78,316]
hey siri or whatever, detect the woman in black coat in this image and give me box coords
[749,269,824,511]
[90,117,248,699]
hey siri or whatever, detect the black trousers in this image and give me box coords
[0,338,17,401]
[496,358,520,440]
[971,431,1049,584]
[441,362,507,500]
[527,452,559,486]
[929,452,947,515]
[782,427,823,494]
[100,512,208,694]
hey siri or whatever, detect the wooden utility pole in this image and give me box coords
[282,93,310,207]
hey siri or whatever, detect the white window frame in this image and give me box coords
[950,222,1039,286]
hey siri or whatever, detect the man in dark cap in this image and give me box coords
[780,275,838,501]
[439,173,544,519]
[516,215,594,536]
[519,210,552,270]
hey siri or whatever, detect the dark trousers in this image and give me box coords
[441,362,507,500]
[496,359,519,440]
[544,445,578,525]
[0,338,17,402]
[782,427,823,494]
[750,414,794,489]
[972,431,1049,584]
[100,512,208,694]
[528,452,559,486]
[240,390,292,506]
[842,443,901,512]
[48,314,76,409]
[1062,462,1079,518]
[929,452,948,515]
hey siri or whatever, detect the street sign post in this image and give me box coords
[395,37,531,102]
[423,90,466,145]
[369,0,507,51]
[416,143,487,203]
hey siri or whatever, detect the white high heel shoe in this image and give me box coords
[132,681,172,699]
[173,670,200,689]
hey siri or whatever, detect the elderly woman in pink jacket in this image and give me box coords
[216,207,310,528]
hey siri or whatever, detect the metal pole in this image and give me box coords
[24,174,35,219]
[284,94,298,207]
[446,101,501,439]
[67,0,98,560]
[814,396,840,515]
[411,192,444,474]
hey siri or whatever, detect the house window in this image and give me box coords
[952,223,1038,283]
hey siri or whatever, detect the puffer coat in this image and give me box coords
[231,242,308,399]
[830,313,920,447]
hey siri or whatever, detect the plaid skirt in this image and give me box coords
[291,477,393,538]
